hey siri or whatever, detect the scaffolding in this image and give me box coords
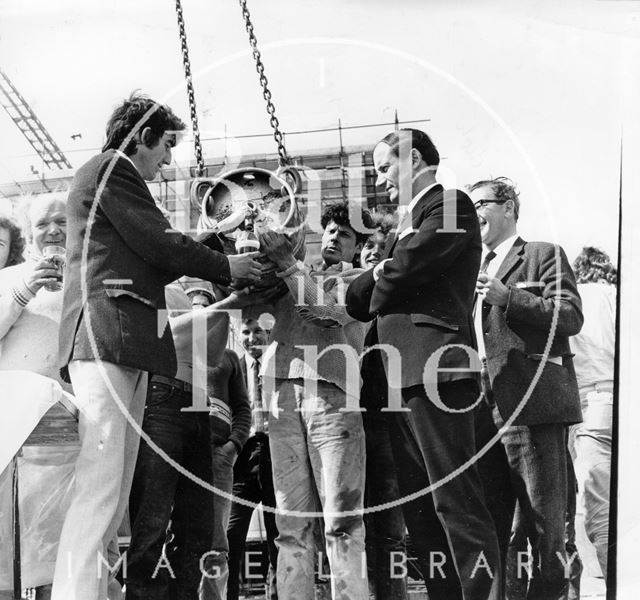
[0,114,432,213]
[0,69,72,171]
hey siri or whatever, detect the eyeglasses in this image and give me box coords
[473,199,507,210]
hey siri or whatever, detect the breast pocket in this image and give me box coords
[104,288,156,307]
[410,313,459,331]
[513,281,546,296]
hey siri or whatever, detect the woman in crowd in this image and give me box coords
[0,213,26,270]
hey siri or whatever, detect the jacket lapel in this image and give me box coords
[385,184,443,258]
[495,237,526,282]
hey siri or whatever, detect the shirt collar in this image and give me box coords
[408,182,440,213]
[483,233,519,274]
[115,149,139,174]
[245,353,260,369]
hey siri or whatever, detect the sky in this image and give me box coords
[1,0,639,261]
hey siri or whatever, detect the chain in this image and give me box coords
[238,0,289,166]
[175,0,205,176]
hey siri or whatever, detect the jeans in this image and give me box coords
[127,381,213,600]
[363,415,407,600]
[198,444,235,600]
[269,378,368,600]
[226,433,278,600]
[493,407,571,600]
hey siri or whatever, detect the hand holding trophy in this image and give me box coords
[196,167,305,297]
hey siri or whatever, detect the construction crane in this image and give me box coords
[0,68,72,170]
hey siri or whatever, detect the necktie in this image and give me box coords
[474,250,497,316]
[479,250,497,274]
[251,359,266,433]
[474,250,497,404]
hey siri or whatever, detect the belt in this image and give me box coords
[580,381,614,395]
[149,374,193,393]
[526,354,563,366]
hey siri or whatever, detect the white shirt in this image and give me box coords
[474,234,518,359]
[244,354,261,405]
[571,282,616,389]
[483,233,519,278]
[245,353,267,434]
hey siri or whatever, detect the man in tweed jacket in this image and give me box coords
[470,177,583,599]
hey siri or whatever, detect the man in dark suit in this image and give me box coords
[52,93,261,600]
[346,129,501,600]
[226,317,279,600]
[469,177,583,599]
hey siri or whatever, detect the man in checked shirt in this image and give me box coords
[258,202,375,600]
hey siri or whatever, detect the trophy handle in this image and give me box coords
[190,177,216,212]
[276,165,302,196]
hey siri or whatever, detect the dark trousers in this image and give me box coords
[363,414,408,600]
[226,432,278,600]
[126,381,213,600]
[474,398,517,590]
[509,442,583,600]
[493,408,571,600]
[389,379,502,600]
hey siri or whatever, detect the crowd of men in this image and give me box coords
[0,92,616,600]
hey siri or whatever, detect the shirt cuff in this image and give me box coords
[276,261,304,279]
[372,259,390,282]
[12,280,36,307]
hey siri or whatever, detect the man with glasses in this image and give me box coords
[469,177,583,599]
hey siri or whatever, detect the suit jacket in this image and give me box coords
[482,237,583,425]
[59,150,232,379]
[346,184,482,389]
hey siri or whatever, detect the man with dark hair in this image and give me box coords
[319,201,373,254]
[257,201,374,600]
[378,129,440,175]
[469,176,583,599]
[346,129,501,600]
[102,93,186,160]
[53,92,261,600]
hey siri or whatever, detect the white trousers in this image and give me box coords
[51,360,147,600]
